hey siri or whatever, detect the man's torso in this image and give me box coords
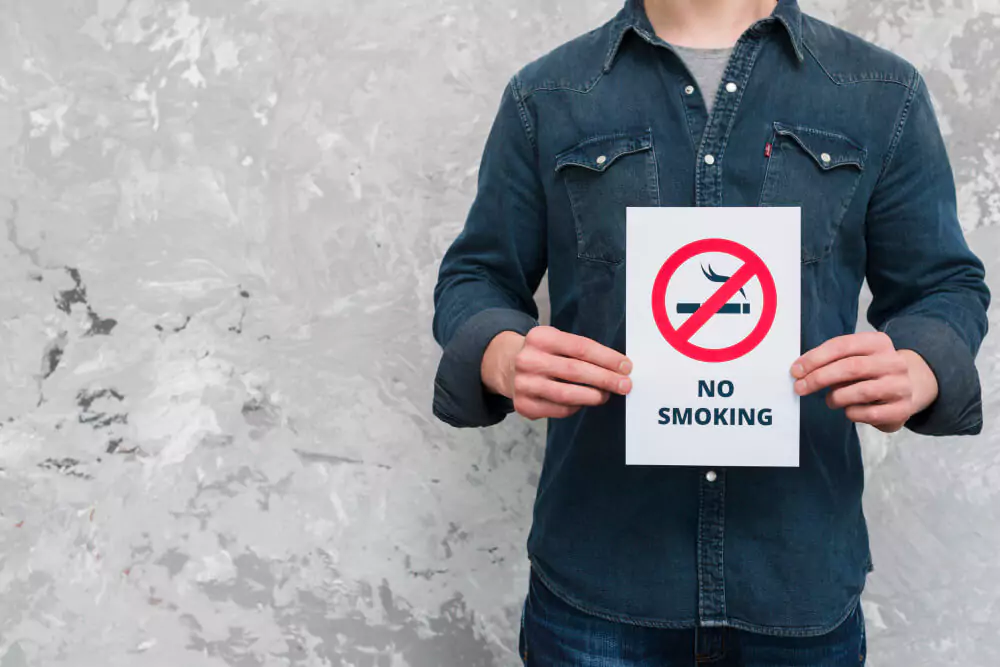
[517,0,913,635]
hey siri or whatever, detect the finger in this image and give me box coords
[526,326,632,374]
[514,374,609,407]
[518,351,632,395]
[514,394,581,421]
[794,353,902,396]
[822,380,852,407]
[791,332,894,379]
[826,377,910,409]
[844,402,911,429]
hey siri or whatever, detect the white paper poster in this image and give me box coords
[625,207,801,467]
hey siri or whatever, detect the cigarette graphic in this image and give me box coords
[677,264,752,315]
[677,303,751,315]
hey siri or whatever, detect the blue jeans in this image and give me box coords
[519,569,866,666]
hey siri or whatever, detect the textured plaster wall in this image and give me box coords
[0,1,996,666]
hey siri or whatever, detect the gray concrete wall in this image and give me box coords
[0,1,996,665]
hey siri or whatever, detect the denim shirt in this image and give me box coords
[431,0,990,636]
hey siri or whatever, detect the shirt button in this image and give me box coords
[820,152,832,164]
[596,155,607,166]
[725,82,737,93]
[706,470,718,482]
[704,154,716,165]
[684,85,695,95]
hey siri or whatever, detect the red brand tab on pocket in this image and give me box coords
[764,142,772,158]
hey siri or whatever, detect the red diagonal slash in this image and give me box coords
[674,255,765,342]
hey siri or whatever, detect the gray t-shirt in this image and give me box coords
[672,44,734,115]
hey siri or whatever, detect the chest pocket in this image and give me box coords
[758,122,867,264]
[555,129,660,265]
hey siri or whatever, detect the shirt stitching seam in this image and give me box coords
[648,128,662,207]
[881,307,969,353]
[529,561,696,630]
[715,37,762,172]
[802,41,916,90]
[520,73,606,100]
[530,556,862,636]
[872,67,921,189]
[509,74,538,156]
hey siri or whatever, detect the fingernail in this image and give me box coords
[618,379,631,394]
[794,379,807,395]
[619,360,633,375]
[791,364,805,378]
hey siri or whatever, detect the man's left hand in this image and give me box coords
[790,332,939,433]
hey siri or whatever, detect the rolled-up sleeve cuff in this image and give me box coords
[882,315,984,436]
[432,308,539,428]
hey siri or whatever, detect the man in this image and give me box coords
[431,0,990,664]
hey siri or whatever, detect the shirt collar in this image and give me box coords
[604,0,805,72]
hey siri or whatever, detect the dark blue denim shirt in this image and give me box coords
[431,0,990,636]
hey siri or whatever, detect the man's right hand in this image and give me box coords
[481,326,633,421]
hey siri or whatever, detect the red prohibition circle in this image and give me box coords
[651,238,777,363]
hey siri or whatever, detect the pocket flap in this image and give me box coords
[555,129,653,173]
[773,122,866,170]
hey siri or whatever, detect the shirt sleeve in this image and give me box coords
[431,75,547,428]
[864,71,991,437]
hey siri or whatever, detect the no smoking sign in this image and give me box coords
[626,207,801,467]
[651,238,778,363]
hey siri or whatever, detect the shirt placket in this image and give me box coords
[685,28,766,627]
